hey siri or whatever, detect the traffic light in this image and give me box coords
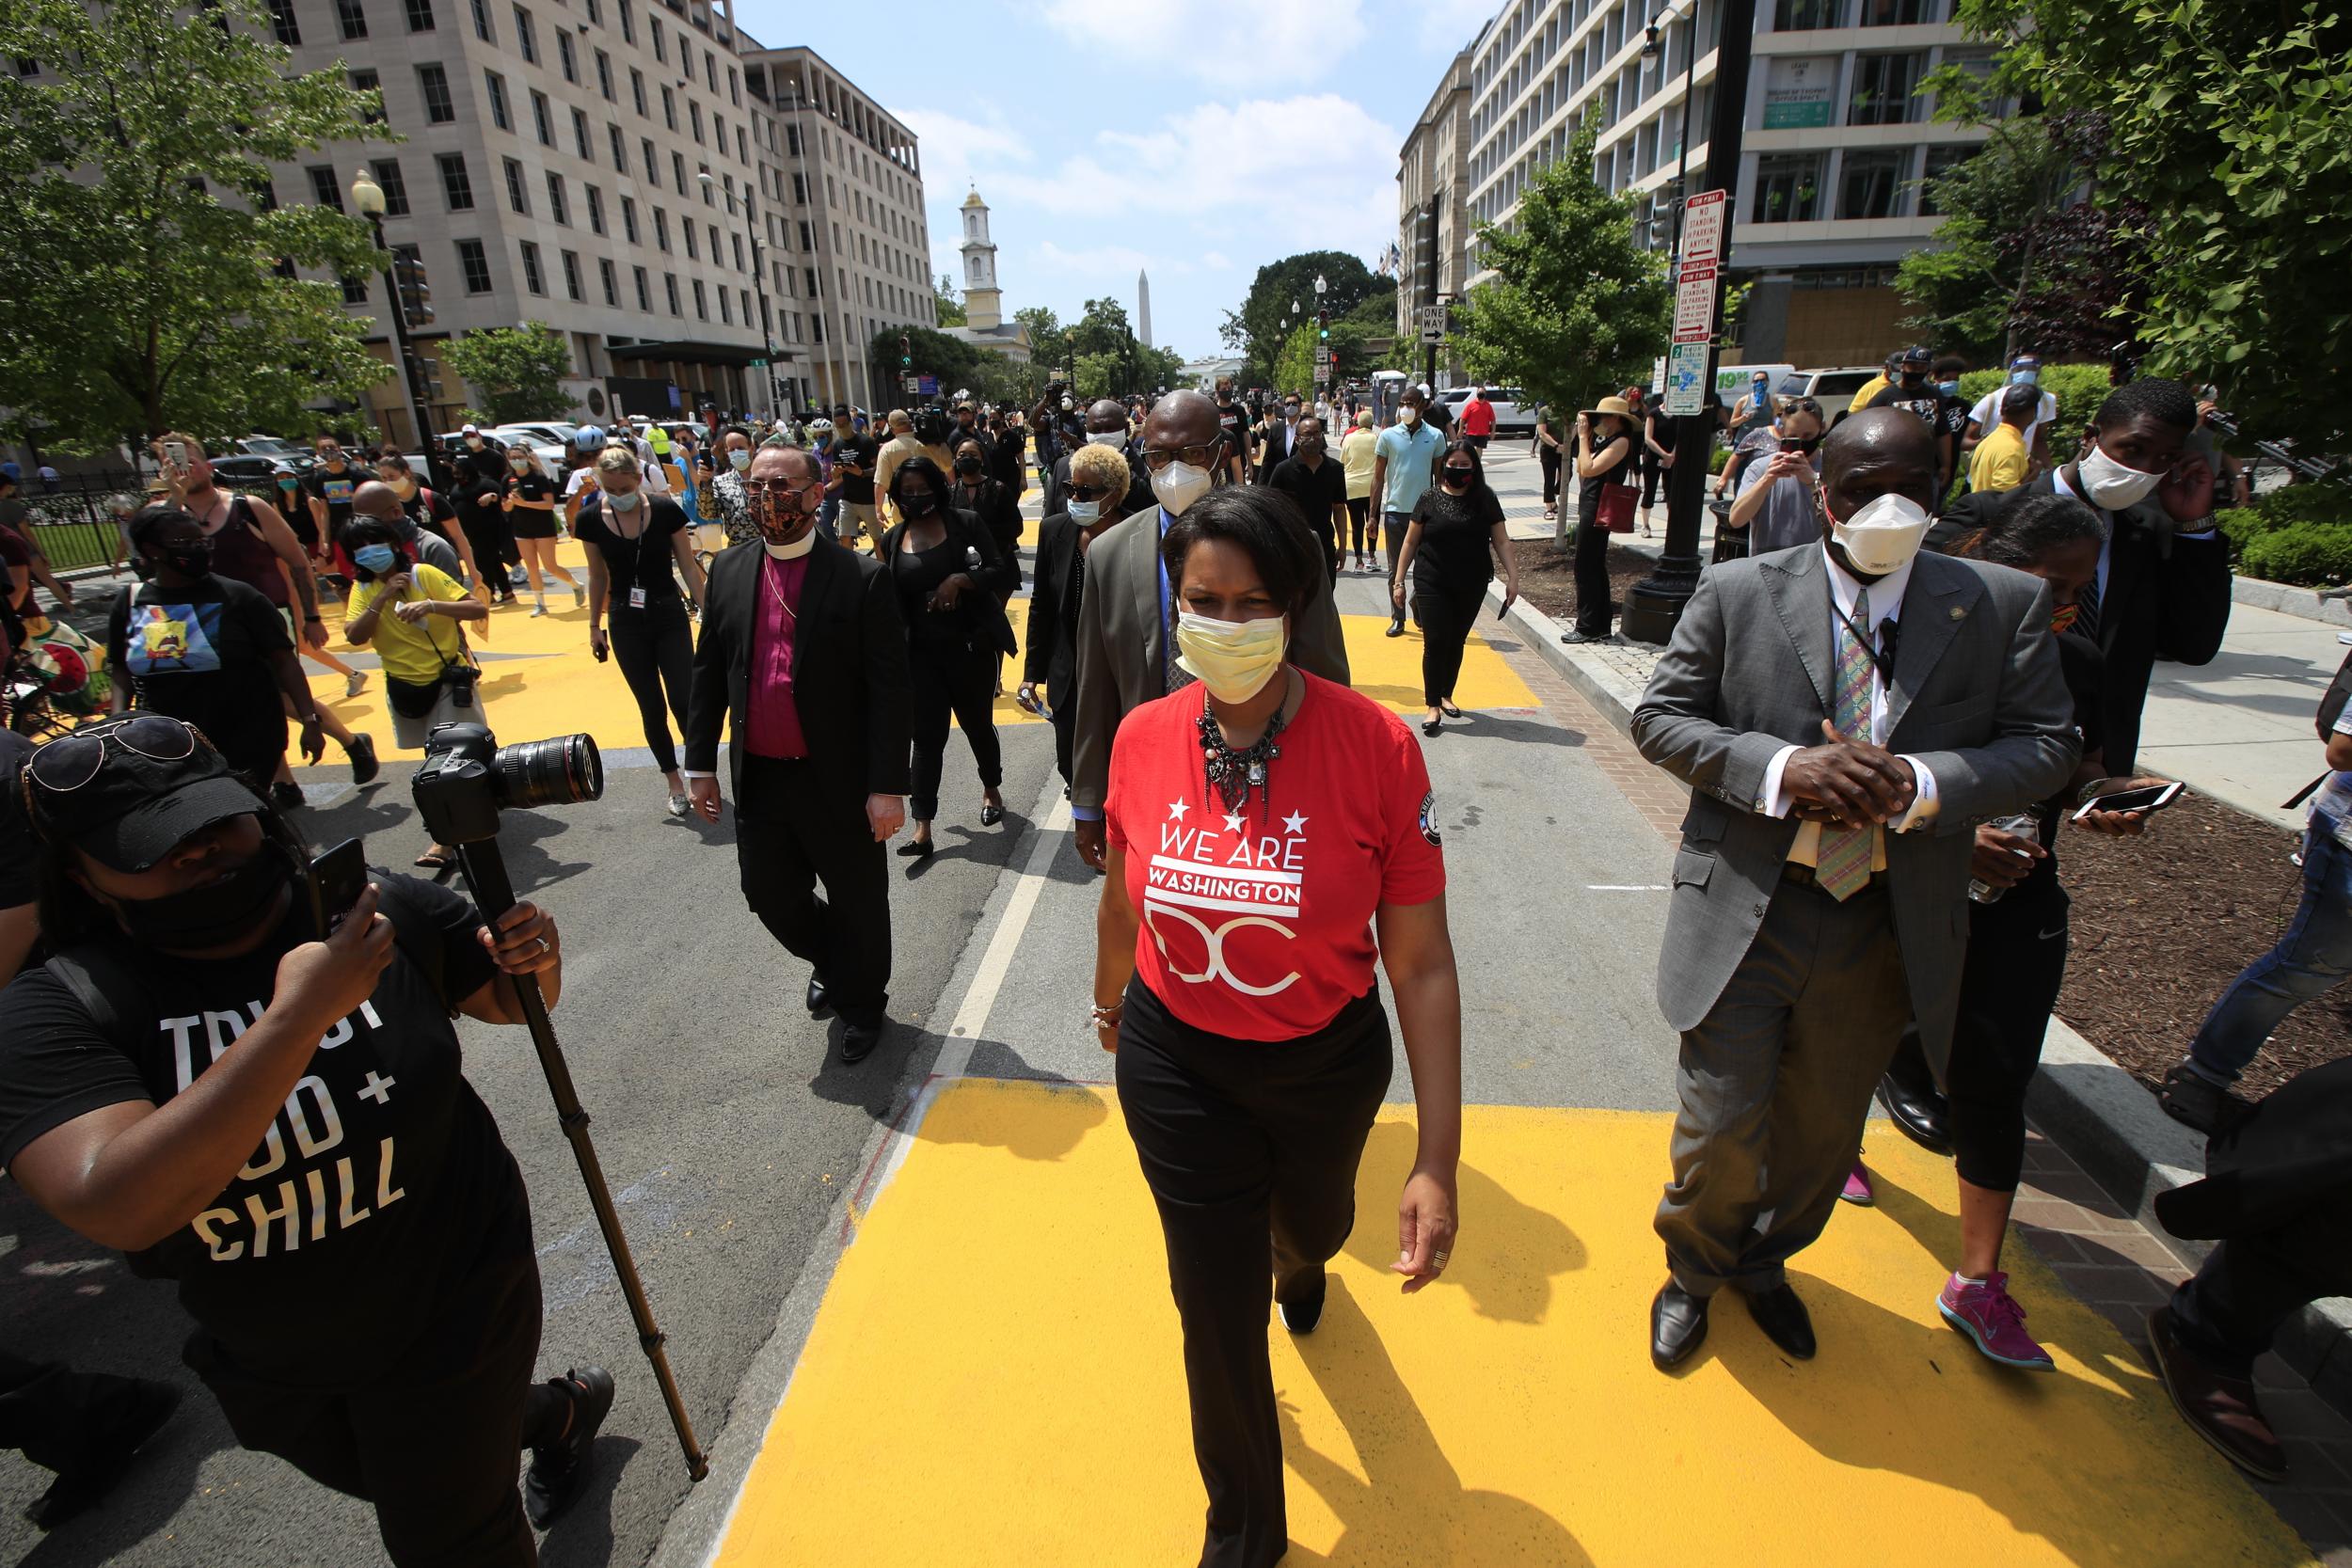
[898,333,912,369]
[1316,311,1328,341]
[392,249,434,326]
[405,348,442,400]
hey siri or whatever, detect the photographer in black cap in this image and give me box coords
[0,718,612,1564]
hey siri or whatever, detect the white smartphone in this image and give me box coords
[2072,780,2185,822]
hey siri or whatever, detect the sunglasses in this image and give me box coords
[1140,441,1222,472]
[27,713,199,796]
[1065,483,1110,502]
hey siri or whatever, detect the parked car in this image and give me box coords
[1434,386,1538,437]
[232,436,315,475]
[208,454,301,491]
[1774,367,1885,425]
[484,425,574,469]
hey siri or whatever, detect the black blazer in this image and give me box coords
[1025,509,1089,702]
[1252,419,1299,480]
[948,477,1025,587]
[878,505,1020,657]
[2156,1057,2352,1243]
[1940,469,2231,775]
[683,540,913,800]
[1051,449,1153,519]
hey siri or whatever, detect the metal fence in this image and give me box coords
[16,471,144,574]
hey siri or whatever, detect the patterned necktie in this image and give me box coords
[2074,571,2102,642]
[1815,586,1875,901]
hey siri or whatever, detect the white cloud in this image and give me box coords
[1200,250,1231,270]
[1417,0,1500,55]
[1040,0,1367,91]
[899,106,1030,207]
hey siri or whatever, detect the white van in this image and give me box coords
[1435,386,1537,437]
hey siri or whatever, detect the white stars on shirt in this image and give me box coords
[1281,811,1309,833]
[1223,812,1246,833]
[1168,799,1189,822]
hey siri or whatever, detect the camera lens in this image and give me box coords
[492,733,604,810]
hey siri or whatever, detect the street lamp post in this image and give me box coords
[350,167,447,493]
[702,171,782,419]
[1643,0,1704,263]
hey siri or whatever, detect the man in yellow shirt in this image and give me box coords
[1967,382,2041,495]
[1848,349,1903,417]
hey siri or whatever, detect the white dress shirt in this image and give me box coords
[1757,545,1942,867]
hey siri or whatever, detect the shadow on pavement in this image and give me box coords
[540,1433,643,1568]
[1343,1121,1587,1326]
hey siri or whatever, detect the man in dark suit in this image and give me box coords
[1068,389,1351,872]
[684,445,914,1063]
[1025,441,1140,791]
[1252,393,1303,480]
[1632,410,2078,1370]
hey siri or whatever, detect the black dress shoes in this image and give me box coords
[1278,1267,1327,1336]
[1877,1032,1953,1154]
[840,1019,884,1065]
[805,974,832,1019]
[1650,1281,1710,1370]
[1741,1283,1817,1360]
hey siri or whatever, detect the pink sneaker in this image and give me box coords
[1839,1162,1874,1206]
[1938,1272,2056,1370]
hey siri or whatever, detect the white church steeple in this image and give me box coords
[959,186,1003,331]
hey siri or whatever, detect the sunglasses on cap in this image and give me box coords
[26,712,199,797]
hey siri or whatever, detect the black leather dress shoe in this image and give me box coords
[1877,1033,1952,1154]
[840,1019,884,1065]
[1741,1284,1817,1360]
[1650,1281,1710,1371]
[805,974,832,1019]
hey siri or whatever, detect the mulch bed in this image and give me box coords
[1513,538,2348,1101]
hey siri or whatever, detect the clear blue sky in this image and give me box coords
[733,0,1498,359]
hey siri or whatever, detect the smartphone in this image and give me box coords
[310,838,371,929]
[164,439,188,469]
[1779,437,1810,453]
[2072,780,2184,821]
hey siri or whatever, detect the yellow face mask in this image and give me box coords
[1173,611,1288,704]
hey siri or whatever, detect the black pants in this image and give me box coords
[1539,445,1562,507]
[191,1235,562,1568]
[607,597,693,772]
[460,515,516,594]
[1344,496,1371,555]
[1945,865,2069,1192]
[737,754,892,1024]
[0,1351,162,1477]
[1639,450,1668,509]
[908,638,1002,823]
[1571,519,1613,635]
[1413,580,1486,706]
[1114,980,1392,1568]
[2169,1184,2352,1376]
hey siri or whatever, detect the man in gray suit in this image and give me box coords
[1069,389,1351,872]
[1630,409,2078,1370]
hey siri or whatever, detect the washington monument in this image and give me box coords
[1137,269,1152,349]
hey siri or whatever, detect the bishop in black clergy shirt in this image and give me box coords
[685,445,913,1065]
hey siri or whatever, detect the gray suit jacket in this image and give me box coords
[1071,504,1350,815]
[1631,543,2079,1069]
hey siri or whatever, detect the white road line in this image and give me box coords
[933,785,1073,1079]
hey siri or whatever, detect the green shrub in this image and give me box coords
[1953,364,2108,450]
[2238,521,2352,587]
[2242,482,2352,531]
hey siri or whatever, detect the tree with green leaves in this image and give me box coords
[437,324,574,423]
[1220,251,1385,388]
[1933,0,2352,455]
[933,274,967,327]
[0,0,390,451]
[1446,115,1670,424]
[1015,307,1069,375]
[866,324,986,404]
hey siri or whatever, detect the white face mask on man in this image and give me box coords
[2075,439,2165,511]
[1151,460,1214,516]
[1823,489,1932,577]
[1174,610,1289,704]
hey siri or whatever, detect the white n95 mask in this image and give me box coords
[1829,490,1931,577]
[1151,460,1213,517]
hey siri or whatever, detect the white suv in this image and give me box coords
[1435,387,1537,437]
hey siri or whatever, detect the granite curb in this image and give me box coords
[1486,576,2352,1418]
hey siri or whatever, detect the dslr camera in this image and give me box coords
[413,722,604,847]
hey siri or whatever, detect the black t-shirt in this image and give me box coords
[575,495,688,606]
[0,729,32,911]
[1867,382,1947,431]
[1410,483,1506,592]
[1268,456,1347,535]
[1215,402,1251,466]
[0,873,525,1386]
[304,465,361,538]
[393,483,460,546]
[104,575,292,769]
[506,470,558,512]
[834,434,880,503]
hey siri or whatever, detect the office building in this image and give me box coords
[1422,0,2012,370]
[1395,48,1473,386]
[253,0,930,437]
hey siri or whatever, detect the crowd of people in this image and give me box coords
[0,351,2343,1568]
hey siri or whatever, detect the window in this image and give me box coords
[520,240,546,294]
[596,49,612,99]
[350,69,385,124]
[336,0,368,38]
[730,233,742,271]
[683,221,696,260]
[402,0,435,27]
[797,219,813,251]
[727,65,738,106]
[786,123,801,157]
[629,67,645,116]
[561,248,582,300]
[503,156,530,214]
[664,273,680,314]
[437,152,474,210]
[653,206,670,250]
[583,0,597,21]
[1773,0,1843,24]
[1751,151,1824,222]
[266,0,300,45]
[418,62,455,122]
[660,84,675,131]
[557,31,577,82]
[546,170,567,225]
[307,165,344,211]
[531,89,552,145]
[1915,144,1974,216]
[670,150,686,193]
[707,223,719,262]
[650,16,664,61]
[1837,149,1907,218]
[485,70,510,130]
[1858,0,1941,20]
[562,107,584,159]
[718,287,731,325]
[599,257,618,306]
[634,265,651,310]
[620,194,639,243]
[642,137,658,183]
[792,173,806,204]
[616,0,632,42]
[469,0,493,40]
[691,278,707,320]
[608,122,627,171]
[370,158,411,215]
[512,5,534,60]
[585,183,605,233]
[689,100,702,144]
[342,275,369,305]
[1849,53,1924,125]
[457,237,494,293]
[697,162,711,203]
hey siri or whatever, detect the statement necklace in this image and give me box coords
[1196,687,1288,816]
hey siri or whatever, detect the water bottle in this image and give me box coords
[1967,813,2041,904]
[965,546,983,572]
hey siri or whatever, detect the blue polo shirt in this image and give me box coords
[1375,422,1445,514]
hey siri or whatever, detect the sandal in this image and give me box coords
[414,847,454,870]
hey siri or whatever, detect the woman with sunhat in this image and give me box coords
[1562,394,1637,645]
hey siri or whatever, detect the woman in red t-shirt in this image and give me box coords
[1092,485,1463,1568]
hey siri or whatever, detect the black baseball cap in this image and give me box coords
[1900,345,1933,368]
[23,715,265,872]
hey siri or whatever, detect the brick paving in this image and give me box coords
[1486,626,2352,1566]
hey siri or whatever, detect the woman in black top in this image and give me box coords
[1391,439,1519,737]
[882,455,1016,857]
[501,447,582,617]
[1022,441,1134,788]
[1565,397,1637,643]
[104,507,325,784]
[948,436,1025,594]
[577,447,707,819]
